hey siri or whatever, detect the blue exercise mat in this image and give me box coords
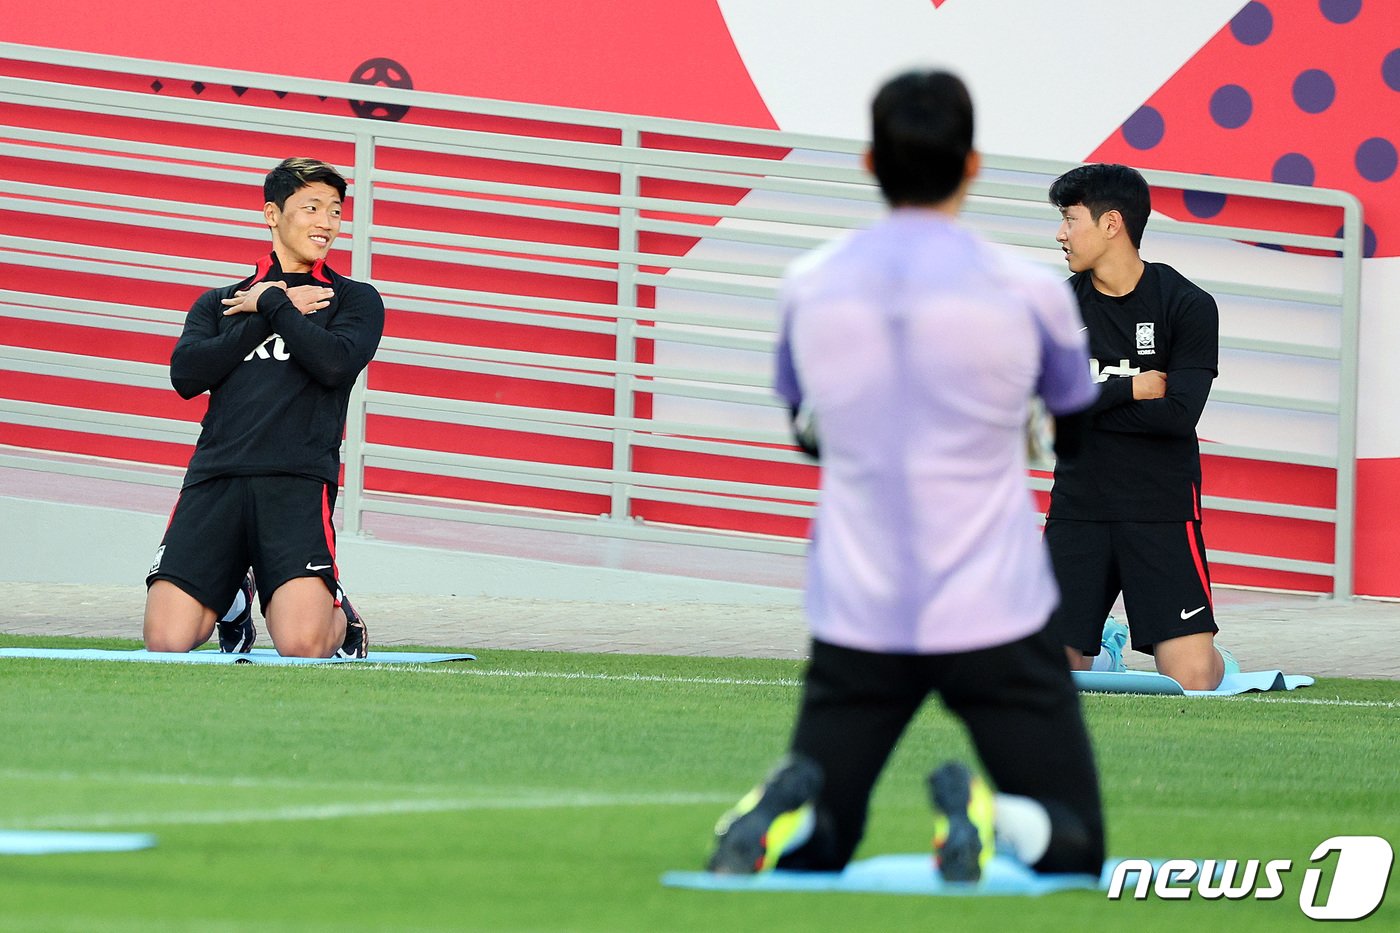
[0,647,475,665]
[662,853,1161,897]
[0,830,156,856]
[1072,669,1314,696]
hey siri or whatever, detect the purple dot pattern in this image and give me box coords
[1210,85,1252,129]
[1122,105,1165,150]
[1292,69,1335,114]
[1384,49,1400,91]
[1184,190,1228,218]
[1319,0,1362,25]
[1356,137,1397,182]
[1336,223,1378,258]
[1272,153,1316,186]
[1230,2,1273,45]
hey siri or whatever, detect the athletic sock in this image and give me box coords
[1089,652,1117,672]
[992,793,1052,866]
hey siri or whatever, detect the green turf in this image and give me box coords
[1,634,1396,932]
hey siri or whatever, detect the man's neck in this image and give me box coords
[1089,253,1146,298]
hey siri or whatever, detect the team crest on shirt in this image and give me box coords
[148,545,164,576]
[1135,322,1156,355]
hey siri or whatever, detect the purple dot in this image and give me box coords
[1210,85,1253,129]
[1272,153,1316,185]
[1335,222,1378,258]
[1183,190,1227,218]
[1319,0,1362,24]
[1292,69,1335,113]
[1383,49,1400,91]
[1356,137,1397,182]
[1122,105,1165,150]
[1231,2,1274,45]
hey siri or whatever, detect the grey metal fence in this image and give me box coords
[0,42,1364,595]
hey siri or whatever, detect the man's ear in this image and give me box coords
[263,201,279,230]
[1102,208,1124,239]
[861,148,874,175]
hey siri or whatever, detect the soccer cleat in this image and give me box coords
[216,571,257,654]
[708,755,822,874]
[929,761,996,883]
[1097,616,1130,673]
[1216,643,1240,676]
[334,590,368,659]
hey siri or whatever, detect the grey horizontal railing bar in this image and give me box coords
[371,166,875,232]
[1206,549,1333,575]
[0,289,191,327]
[1,248,260,291]
[634,432,815,469]
[363,390,795,447]
[1202,443,1339,469]
[374,185,623,231]
[0,399,198,444]
[1219,336,1340,360]
[0,302,178,338]
[379,279,777,332]
[637,216,832,252]
[0,193,268,244]
[1,234,265,278]
[0,450,184,489]
[358,496,811,556]
[1209,389,1337,415]
[1201,498,1336,522]
[364,441,811,505]
[633,272,778,301]
[0,345,173,391]
[0,123,297,174]
[376,334,773,388]
[0,137,301,190]
[369,238,622,284]
[2,179,263,227]
[372,223,790,280]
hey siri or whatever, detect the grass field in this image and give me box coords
[1,633,1396,932]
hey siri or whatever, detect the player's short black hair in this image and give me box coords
[869,69,974,206]
[264,158,347,209]
[1048,163,1151,249]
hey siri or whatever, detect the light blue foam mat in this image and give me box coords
[662,853,1156,897]
[0,647,475,666]
[0,830,157,856]
[1072,669,1314,696]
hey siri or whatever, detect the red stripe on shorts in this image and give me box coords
[1184,520,1213,610]
[320,484,338,580]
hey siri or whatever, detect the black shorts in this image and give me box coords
[146,475,339,614]
[1045,517,1217,654]
[783,629,1103,874]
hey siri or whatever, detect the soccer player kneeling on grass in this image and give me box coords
[143,158,382,659]
[707,71,1105,881]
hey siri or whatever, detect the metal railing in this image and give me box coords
[0,42,1364,595]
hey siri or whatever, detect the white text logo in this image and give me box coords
[1107,836,1393,921]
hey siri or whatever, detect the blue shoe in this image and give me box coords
[1216,644,1240,676]
[1095,616,1129,673]
[216,571,256,654]
[708,755,821,874]
[929,761,996,883]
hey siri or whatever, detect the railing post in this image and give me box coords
[342,132,374,536]
[1333,196,1364,600]
[609,125,641,524]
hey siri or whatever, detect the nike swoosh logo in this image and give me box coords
[306,563,332,571]
[1180,606,1207,620]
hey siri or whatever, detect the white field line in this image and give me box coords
[346,664,1400,707]
[8,790,736,831]
[345,665,804,688]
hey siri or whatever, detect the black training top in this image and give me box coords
[1048,261,1218,522]
[170,252,385,487]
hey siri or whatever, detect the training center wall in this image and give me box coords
[1,0,1397,597]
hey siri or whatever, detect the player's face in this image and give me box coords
[266,182,342,272]
[1055,204,1109,274]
